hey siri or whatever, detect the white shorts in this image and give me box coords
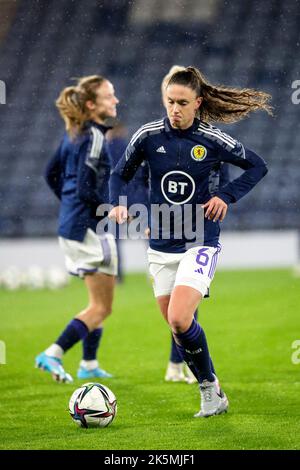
[59,228,118,278]
[148,244,221,298]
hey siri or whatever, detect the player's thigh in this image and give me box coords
[148,261,178,298]
[148,248,181,322]
[84,272,115,310]
[148,263,175,322]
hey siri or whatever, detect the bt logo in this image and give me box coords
[161,171,195,205]
[168,180,189,195]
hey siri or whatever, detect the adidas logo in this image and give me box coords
[156,146,166,153]
[194,268,204,274]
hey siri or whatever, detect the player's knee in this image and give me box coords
[168,311,184,333]
[168,307,192,333]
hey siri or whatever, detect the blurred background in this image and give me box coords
[0,0,299,278]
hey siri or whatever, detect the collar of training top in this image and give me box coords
[86,120,113,134]
[164,116,201,136]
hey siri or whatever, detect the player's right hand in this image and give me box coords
[108,206,129,224]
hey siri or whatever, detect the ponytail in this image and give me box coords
[167,66,273,124]
[56,75,106,138]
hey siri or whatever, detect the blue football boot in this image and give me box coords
[77,365,113,379]
[35,352,73,383]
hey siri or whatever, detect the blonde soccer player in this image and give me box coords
[36,75,119,382]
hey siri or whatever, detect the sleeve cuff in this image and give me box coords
[215,192,236,205]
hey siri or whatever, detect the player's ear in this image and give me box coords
[195,96,203,111]
[85,100,96,111]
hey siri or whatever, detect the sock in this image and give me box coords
[170,334,183,363]
[193,309,217,375]
[83,328,103,361]
[191,309,218,375]
[169,307,216,375]
[174,341,200,381]
[55,318,89,353]
[80,359,99,371]
[194,309,216,375]
[173,319,214,383]
[44,343,64,359]
[170,308,199,363]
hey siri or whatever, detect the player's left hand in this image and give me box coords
[202,196,228,222]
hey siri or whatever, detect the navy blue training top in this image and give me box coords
[109,136,149,208]
[109,117,268,253]
[45,121,111,241]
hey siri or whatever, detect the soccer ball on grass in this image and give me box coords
[69,382,117,428]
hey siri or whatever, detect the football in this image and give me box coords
[69,382,117,428]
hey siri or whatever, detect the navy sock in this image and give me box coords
[170,334,183,363]
[56,318,89,353]
[169,308,215,374]
[174,319,214,383]
[83,328,103,361]
[170,308,199,363]
[193,309,216,374]
[174,341,199,381]
[168,307,216,375]
[173,341,216,380]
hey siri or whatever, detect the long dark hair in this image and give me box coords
[167,66,273,123]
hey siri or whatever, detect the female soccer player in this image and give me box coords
[36,75,119,383]
[109,66,271,417]
[161,66,230,385]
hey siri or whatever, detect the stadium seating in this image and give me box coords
[0,0,299,237]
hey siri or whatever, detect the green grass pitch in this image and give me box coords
[1,269,300,450]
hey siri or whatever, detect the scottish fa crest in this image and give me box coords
[191,145,207,161]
